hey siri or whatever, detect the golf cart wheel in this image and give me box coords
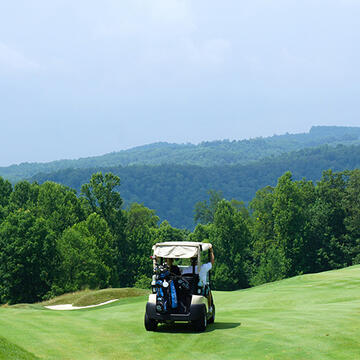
[144,313,157,331]
[193,305,207,332]
[208,304,215,324]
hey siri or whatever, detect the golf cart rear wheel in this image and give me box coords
[144,313,157,331]
[193,305,207,332]
[208,304,215,324]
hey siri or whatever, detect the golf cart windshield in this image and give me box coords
[152,241,212,259]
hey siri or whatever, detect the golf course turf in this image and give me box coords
[1,265,359,359]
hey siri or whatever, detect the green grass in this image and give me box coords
[0,336,38,359]
[41,288,149,307]
[1,266,360,359]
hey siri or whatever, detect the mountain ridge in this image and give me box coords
[31,142,360,228]
[1,125,360,182]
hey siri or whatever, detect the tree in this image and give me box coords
[311,170,348,270]
[37,181,84,235]
[210,200,251,290]
[249,244,287,286]
[194,190,223,225]
[272,172,315,276]
[0,210,57,304]
[81,172,126,286]
[248,186,280,283]
[9,181,39,211]
[81,172,123,231]
[152,220,188,243]
[249,186,276,264]
[55,214,115,293]
[125,203,159,285]
[0,176,12,208]
[341,169,360,264]
[189,223,213,243]
[0,176,12,223]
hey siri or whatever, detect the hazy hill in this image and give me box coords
[1,125,360,182]
[32,143,360,229]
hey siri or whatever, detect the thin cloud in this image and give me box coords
[92,0,195,39]
[0,42,40,72]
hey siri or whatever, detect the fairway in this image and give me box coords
[1,266,360,360]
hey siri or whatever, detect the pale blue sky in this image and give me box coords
[0,0,359,165]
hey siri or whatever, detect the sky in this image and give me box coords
[1,0,359,166]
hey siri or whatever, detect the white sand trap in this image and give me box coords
[45,299,118,310]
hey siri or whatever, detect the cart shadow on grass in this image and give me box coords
[155,321,241,334]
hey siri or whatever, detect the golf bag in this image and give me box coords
[153,264,178,313]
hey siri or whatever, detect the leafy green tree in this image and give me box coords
[81,172,124,230]
[126,203,159,231]
[134,274,151,289]
[341,169,360,264]
[55,214,115,293]
[272,172,316,276]
[230,199,251,222]
[84,213,118,285]
[249,186,276,252]
[81,172,126,286]
[194,190,223,225]
[188,223,213,243]
[311,170,348,270]
[9,181,39,211]
[153,220,188,243]
[125,203,159,285]
[249,245,287,286]
[0,210,57,304]
[0,177,12,206]
[248,186,277,282]
[37,181,85,236]
[0,176,12,223]
[249,169,360,284]
[210,200,251,290]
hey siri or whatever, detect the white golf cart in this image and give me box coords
[144,241,215,332]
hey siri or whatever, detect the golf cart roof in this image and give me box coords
[152,241,212,259]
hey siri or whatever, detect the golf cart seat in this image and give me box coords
[181,273,200,294]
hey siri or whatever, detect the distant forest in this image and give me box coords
[1,125,360,182]
[31,143,360,228]
[1,126,360,228]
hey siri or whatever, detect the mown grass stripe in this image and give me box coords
[0,336,38,360]
[0,265,359,359]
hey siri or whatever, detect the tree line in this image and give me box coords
[1,125,359,183]
[193,169,360,288]
[31,143,360,228]
[0,168,359,304]
[0,173,187,304]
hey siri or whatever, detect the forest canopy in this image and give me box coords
[1,168,360,304]
[31,143,360,228]
[1,125,360,183]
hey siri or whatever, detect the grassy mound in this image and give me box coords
[0,336,38,360]
[41,288,149,307]
[1,267,360,359]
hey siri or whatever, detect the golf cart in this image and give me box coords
[144,241,215,332]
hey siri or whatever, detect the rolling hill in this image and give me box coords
[1,126,360,183]
[0,265,359,359]
[31,143,360,228]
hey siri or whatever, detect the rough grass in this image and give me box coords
[41,288,149,307]
[1,266,360,359]
[0,336,38,360]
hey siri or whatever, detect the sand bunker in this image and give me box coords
[45,299,118,310]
